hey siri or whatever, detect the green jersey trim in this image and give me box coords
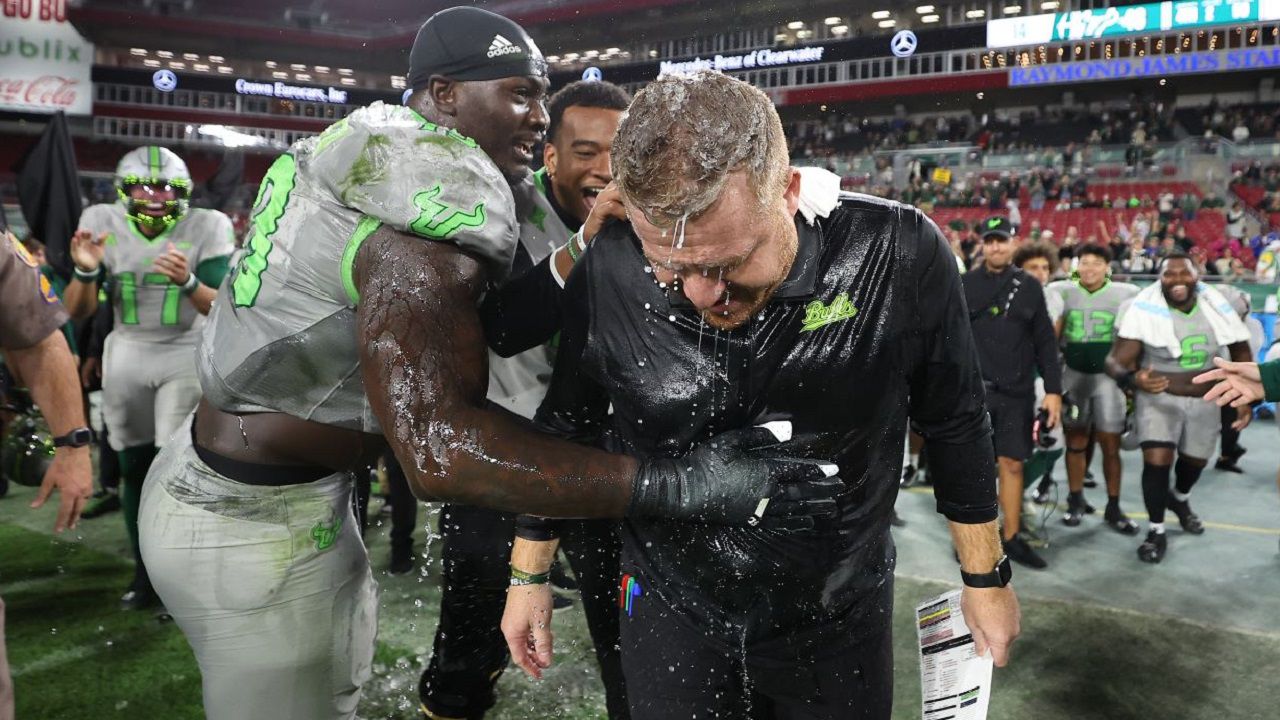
[1173,302,1199,318]
[1077,278,1110,296]
[341,215,383,304]
[195,254,232,289]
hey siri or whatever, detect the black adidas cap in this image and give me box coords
[980,216,1014,240]
[408,6,547,92]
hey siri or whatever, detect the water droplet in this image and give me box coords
[668,315,676,322]
[644,303,651,310]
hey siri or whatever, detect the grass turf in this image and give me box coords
[4,518,1280,719]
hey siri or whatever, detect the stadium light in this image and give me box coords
[265,61,277,68]
[545,55,560,62]
[315,66,330,74]
[584,49,600,57]
[564,52,580,60]
[340,78,356,86]
[916,5,935,12]
[1003,5,1023,13]
[290,63,306,71]
[824,16,841,25]
[796,29,813,38]
[193,63,210,72]
[878,19,896,27]
[606,47,620,53]
[872,11,891,19]
[272,71,288,79]
[198,124,267,149]
[209,55,224,63]
[337,68,353,75]
[922,14,941,22]
[130,48,147,56]
[832,25,849,34]
[966,9,986,18]
[296,73,312,81]
[156,50,174,58]
[775,33,788,41]
[787,21,804,29]
[183,53,200,61]
[168,61,186,69]
[1041,1,1059,8]
[143,59,160,67]
[217,66,233,74]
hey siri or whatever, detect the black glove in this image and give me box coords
[627,423,844,531]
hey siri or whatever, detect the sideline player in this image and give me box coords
[138,10,837,720]
[502,72,1020,719]
[1105,253,1252,563]
[61,146,234,609]
[419,79,632,720]
[1047,244,1140,533]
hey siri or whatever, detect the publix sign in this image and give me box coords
[1009,47,1280,86]
[0,0,94,114]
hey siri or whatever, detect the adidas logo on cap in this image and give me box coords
[486,34,523,58]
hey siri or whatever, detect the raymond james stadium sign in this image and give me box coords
[234,78,350,104]
[659,46,826,76]
[0,0,94,115]
[1009,47,1280,86]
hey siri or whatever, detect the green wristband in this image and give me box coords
[509,566,550,586]
[565,232,582,262]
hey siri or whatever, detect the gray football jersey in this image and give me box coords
[198,102,519,433]
[1048,279,1139,373]
[490,169,574,419]
[77,203,235,344]
[1140,302,1221,374]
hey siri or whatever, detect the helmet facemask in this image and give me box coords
[117,176,192,234]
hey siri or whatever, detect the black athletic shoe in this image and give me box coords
[549,562,578,592]
[890,510,907,527]
[389,548,415,576]
[1137,530,1167,563]
[1214,458,1244,474]
[120,587,161,611]
[1003,534,1048,569]
[1167,498,1205,535]
[1083,471,1098,489]
[1063,493,1093,526]
[552,594,575,610]
[1104,505,1140,535]
[1032,475,1055,504]
[900,464,917,488]
[81,492,121,519]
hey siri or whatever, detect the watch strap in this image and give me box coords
[52,427,95,448]
[960,555,1012,588]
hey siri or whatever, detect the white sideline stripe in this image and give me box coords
[10,644,98,678]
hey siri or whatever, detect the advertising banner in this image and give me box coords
[0,0,95,115]
[989,0,1280,49]
[1007,46,1280,86]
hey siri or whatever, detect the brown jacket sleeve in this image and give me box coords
[0,235,68,350]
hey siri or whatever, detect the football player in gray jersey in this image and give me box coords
[1047,244,1141,533]
[1106,253,1252,563]
[137,8,837,719]
[62,146,234,610]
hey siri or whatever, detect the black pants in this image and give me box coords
[619,588,892,720]
[419,505,628,719]
[1219,405,1243,459]
[382,452,417,555]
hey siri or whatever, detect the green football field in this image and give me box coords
[3,443,1280,720]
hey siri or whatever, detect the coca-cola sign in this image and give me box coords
[0,4,92,114]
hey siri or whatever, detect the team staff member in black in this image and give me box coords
[502,72,1020,719]
[420,79,633,720]
[963,217,1062,570]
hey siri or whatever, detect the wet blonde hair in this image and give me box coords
[612,70,790,226]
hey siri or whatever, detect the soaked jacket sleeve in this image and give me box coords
[480,253,562,357]
[907,216,999,524]
[516,252,611,540]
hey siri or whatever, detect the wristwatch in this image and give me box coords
[52,427,95,448]
[960,555,1012,589]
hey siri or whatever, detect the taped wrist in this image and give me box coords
[627,457,678,518]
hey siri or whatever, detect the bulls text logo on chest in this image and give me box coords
[801,292,858,332]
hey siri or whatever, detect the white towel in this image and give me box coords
[1117,282,1251,358]
[796,167,842,226]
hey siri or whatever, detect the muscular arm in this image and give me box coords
[354,227,637,516]
[1105,337,1144,378]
